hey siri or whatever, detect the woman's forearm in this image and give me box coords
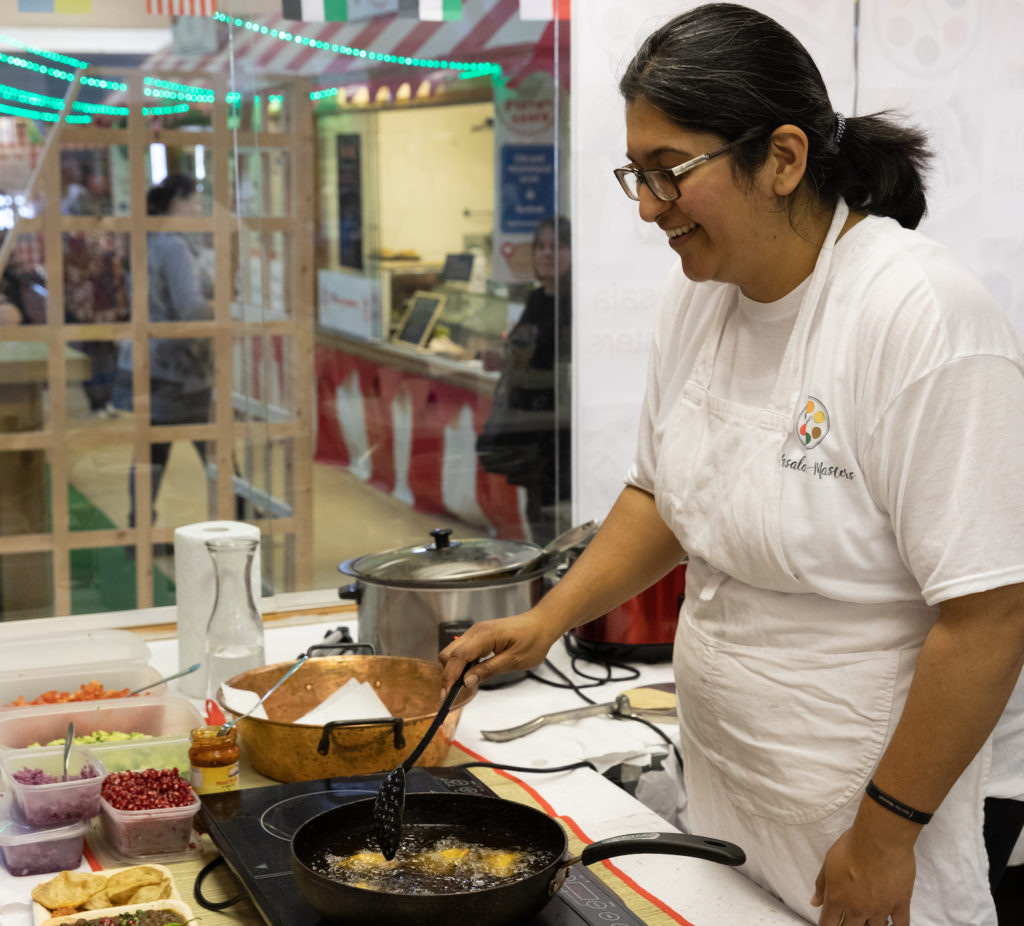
[532,484,685,636]
[439,485,684,692]
[856,582,1024,843]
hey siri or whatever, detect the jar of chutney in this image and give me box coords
[189,725,240,794]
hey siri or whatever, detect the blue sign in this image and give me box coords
[499,145,555,234]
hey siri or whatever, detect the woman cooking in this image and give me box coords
[440,4,1024,925]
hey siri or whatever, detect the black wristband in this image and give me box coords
[865,779,933,825]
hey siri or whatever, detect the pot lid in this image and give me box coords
[345,528,543,583]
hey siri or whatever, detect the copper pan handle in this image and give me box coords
[317,717,406,755]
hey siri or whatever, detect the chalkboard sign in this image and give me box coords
[392,291,446,347]
[441,253,475,282]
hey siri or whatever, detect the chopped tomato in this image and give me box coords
[4,680,133,707]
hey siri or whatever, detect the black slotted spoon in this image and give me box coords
[373,666,469,860]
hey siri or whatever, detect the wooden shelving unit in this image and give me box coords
[0,67,315,618]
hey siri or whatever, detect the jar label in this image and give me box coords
[191,762,240,794]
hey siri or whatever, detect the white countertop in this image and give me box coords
[0,617,805,926]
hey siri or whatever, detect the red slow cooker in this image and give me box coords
[569,562,686,663]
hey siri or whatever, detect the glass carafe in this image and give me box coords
[205,537,265,700]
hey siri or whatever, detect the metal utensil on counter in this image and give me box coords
[373,664,470,860]
[480,693,676,742]
[217,654,308,735]
[61,721,74,780]
[127,662,201,696]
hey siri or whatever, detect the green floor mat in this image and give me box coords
[68,483,176,613]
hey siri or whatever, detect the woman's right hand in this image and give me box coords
[439,610,560,697]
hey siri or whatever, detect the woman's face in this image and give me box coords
[624,98,786,300]
[533,225,570,289]
[169,191,199,217]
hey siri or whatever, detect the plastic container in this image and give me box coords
[0,630,150,679]
[0,696,203,773]
[0,804,89,876]
[1,745,105,826]
[0,664,166,712]
[38,897,195,926]
[99,792,201,859]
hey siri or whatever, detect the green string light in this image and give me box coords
[0,51,75,81]
[81,75,128,91]
[0,33,89,70]
[0,99,90,123]
[142,103,190,116]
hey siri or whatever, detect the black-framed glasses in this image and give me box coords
[613,136,747,202]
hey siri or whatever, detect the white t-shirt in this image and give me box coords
[627,214,1024,798]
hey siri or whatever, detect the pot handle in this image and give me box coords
[306,642,376,657]
[338,582,363,603]
[577,832,745,868]
[317,717,406,755]
[549,831,744,898]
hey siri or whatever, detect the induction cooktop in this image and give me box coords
[197,766,649,926]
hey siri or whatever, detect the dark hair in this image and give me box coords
[146,173,196,216]
[619,3,932,229]
[533,215,571,250]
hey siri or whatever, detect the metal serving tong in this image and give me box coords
[480,693,676,743]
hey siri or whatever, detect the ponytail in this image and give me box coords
[823,112,931,229]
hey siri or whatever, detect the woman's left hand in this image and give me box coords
[810,817,916,926]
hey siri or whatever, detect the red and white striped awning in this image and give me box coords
[143,0,565,93]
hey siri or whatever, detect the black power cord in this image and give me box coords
[518,635,684,772]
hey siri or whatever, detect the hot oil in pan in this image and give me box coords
[315,825,546,894]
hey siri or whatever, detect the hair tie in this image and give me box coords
[834,111,847,147]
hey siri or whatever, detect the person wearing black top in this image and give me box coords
[477,216,571,544]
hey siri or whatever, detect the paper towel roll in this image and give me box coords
[174,520,262,698]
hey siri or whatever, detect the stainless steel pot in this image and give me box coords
[338,528,548,661]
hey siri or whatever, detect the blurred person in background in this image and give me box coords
[477,215,572,544]
[113,173,215,532]
[62,158,129,416]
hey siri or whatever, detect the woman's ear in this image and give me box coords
[767,124,809,196]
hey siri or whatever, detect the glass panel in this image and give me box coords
[143,74,215,134]
[0,128,45,223]
[60,146,129,217]
[0,448,50,535]
[234,333,293,419]
[231,148,291,217]
[4,232,48,324]
[147,438,218,530]
[65,339,125,422]
[146,228,215,321]
[0,0,570,617]
[67,545,177,614]
[0,551,53,621]
[143,146,214,213]
[0,340,51,432]
[233,229,290,321]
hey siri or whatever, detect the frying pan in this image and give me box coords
[291,792,745,926]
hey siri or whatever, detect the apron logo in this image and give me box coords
[798,397,829,449]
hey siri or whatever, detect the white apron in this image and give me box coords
[656,202,995,924]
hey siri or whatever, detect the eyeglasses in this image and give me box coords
[613,137,746,202]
